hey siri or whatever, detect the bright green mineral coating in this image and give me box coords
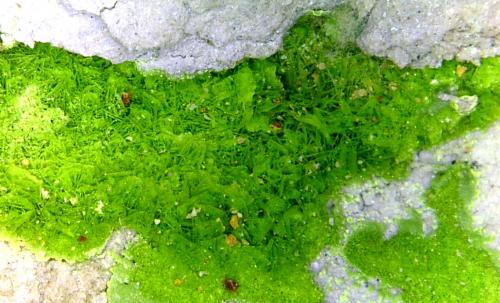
[0,6,499,302]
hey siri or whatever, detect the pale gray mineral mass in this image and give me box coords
[2,0,499,74]
[313,120,500,302]
[357,0,500,67]
[0,0,341,75]
[0,229,137,303]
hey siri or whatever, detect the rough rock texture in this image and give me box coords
[411,122,500,253]
[340,169,438,241]
[0,229,137,303]
[2,0,499,75]
[311,249,401,303]
[349,120,500,248]
[313,121,500,302]
[357,0,500,68]
[457,123,500,252]
[348,0,376,18]
[337,93,483,243]
[0,0,340,75]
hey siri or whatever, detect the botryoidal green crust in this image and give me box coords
[0,7,499,303]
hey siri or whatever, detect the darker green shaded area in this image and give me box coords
[345,165,500,302]
[0,6,499,302]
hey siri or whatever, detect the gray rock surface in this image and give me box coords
[311,249,401,303]
[0,0,340,75]
[357,0,500,67]
[4,0,500,75]
[1,0,499,74]
[0,229,137,303]
[348,0,376,18]
[313,120,500,302]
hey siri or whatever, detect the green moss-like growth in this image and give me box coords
[0,6,499,302]
[344,164,500,302]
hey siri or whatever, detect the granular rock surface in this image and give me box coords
[0,229,136,303]
[357,0,500,68]
[312,121,500,302]
[0,0,340,75]
[1,1,499,75]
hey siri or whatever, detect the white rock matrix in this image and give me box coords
[312,121,500,302]
[1,0,499,75]
[0,229,136,303]
[357,0,500,68]
[0,0,340,75]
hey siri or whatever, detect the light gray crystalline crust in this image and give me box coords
[0,229,137,303]
[348,0,377,18]
[313,121,500,302]
[339,121,500,247]
[357,0,500,68]
[341,171,438,241]
[1,0,499,75]
[60,0,118,15]
[0,0,341,75]
[311,249,401,303]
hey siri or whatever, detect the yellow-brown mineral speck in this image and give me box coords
[229,214,239,229]
[456,65,467,77]
[21,159,30,167]
[225,234,238,247]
